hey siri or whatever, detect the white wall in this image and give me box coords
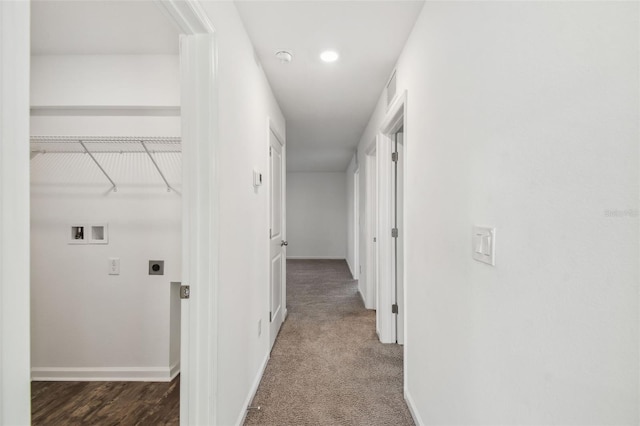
[199,2,286,425]
[287,172,347,260]
[355,2,639,424]
[30,54,182,380]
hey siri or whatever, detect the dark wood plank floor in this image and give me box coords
[31,376,179,426]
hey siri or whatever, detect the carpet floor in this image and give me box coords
[245,259,414,426]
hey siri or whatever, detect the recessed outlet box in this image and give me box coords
[69,225,87,244]
[149,260,164,275]
[90,224,108,244]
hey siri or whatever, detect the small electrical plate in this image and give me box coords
[109,258,120,275]
[473,226,496,266]
[253,169,263,187]
[149,260,165,275]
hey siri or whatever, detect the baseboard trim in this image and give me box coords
[405,389,425,426]
[31,366,175,382]
[357,289,366,307]
[169,361,180,380]
[286,256,346,260]
[235,353,270,426]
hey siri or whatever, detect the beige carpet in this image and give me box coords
[245,259,414,426]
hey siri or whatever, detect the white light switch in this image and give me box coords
[473,227,495,266]
[109,258,120,275]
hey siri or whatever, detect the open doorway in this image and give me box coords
[29,2,183,423]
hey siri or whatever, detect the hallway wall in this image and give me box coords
[355,2,639,424]
[199,3,286,425]
[286,172,347,260]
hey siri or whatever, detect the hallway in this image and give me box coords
[245,260,413,426]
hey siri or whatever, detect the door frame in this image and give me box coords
[353,169,360,280]
[267,118,287,344]
[365,144,377,312]
[376,91,407,345]
[0,2,31,423]
[156,2,218,424]
[0,1,220,424]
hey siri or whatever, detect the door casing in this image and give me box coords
[376,91,408,348]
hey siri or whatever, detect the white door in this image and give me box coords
[269,129,285,349]
[393,128,405,345]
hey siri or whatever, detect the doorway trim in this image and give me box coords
[376,91,407,345]
[365,144,377,312]
[0,1,31,423]
[156,1,217,424]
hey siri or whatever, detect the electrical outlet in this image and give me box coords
[258,319,262,337]
[109,258,120,275]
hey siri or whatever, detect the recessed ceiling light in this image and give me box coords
[320,50,339,63]
[275,50,293,63]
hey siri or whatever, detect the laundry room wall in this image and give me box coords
[30,54,182,381]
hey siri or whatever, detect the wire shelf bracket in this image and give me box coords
[78,140,118,193]
[140,141,174,192]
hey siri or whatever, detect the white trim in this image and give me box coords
[286,256,346,260]
[158,2,218,425]
[30,105,181,117]
[357,289,367,307]
[364,146,377,311]
[234,353,270,426]
[376,91,407,344]
[405,389,424,426]
[170,361,181,380]
[0,2,31,424]
[179,33,219,426]
[346,258,356,277]
[155,0,214,35]
[31,367,177,382]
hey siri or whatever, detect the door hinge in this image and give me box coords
[392,303,398,314]
[270,228,272,238]
[391,152,398,162]
[391,228,398,238]
[269,146,272,156]
[373,237,377,242]
[180,285,190,299]
[269,311,272,322]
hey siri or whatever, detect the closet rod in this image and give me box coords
[79,140,117,193]
[141,141,173,192]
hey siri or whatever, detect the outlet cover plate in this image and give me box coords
[149,260,164,275]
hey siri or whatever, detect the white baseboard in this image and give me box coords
[31,366,175,382]
[169,361,181,380]
[235,353,270,426]
[286,256,345,260]
[357,289,366,306]
[405,389,425,426]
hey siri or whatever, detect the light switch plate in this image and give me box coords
[473,226,496,266]
[253,169,263,187]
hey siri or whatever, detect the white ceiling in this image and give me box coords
[235,1,425,172]
[31,1,179,55]
[30,0,424,172]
